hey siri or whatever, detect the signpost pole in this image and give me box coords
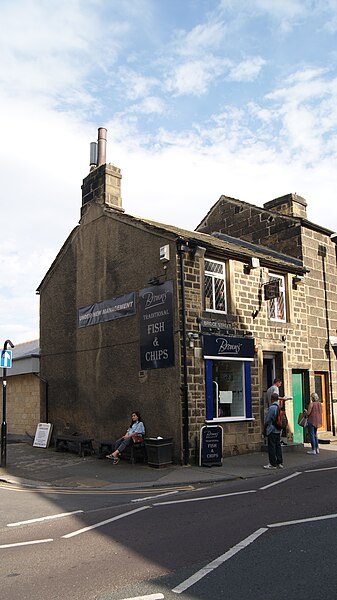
[1,339,14,468]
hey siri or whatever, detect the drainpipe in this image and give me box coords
[177,241,190,465]
[34,374,49,423]
[319,245,336,436]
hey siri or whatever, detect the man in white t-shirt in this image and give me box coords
[266,378,284,405]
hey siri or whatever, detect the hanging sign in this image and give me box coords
[264,280,280,301]
[139,280,175,370]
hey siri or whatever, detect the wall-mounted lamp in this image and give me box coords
[148,275,166,286]
[177,239,205,260]
[244,257,260,274]
[292,275,304,288]
[187,331,199,348]
[191,245,206,259]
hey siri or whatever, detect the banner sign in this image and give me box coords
[200,426,223,467]
[78,292,136,328]
[139,280,175,370]
[203,335,255,359]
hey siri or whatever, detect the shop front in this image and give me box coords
[203,335,255,423]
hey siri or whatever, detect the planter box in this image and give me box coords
[145,437,173,468]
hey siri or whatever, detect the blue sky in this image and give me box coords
[2,0,337,343]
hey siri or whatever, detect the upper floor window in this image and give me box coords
[268,273,286,322]
[204,258,227,313]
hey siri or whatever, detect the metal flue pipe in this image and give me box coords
[97,127,107,166]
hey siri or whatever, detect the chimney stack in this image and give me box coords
[263,193,307,219]
[81,128,123,215]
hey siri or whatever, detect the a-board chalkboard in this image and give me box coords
[199,425,223,467]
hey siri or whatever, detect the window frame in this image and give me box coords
[205,358,253,422]
[204,257,227,314]
[268,273,287,323]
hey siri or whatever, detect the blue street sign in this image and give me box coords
[1,349,12,369]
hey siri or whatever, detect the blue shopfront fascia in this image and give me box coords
[205,357,254,421]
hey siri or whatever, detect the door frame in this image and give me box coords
[314,372,328,432]
[292,370,310,443]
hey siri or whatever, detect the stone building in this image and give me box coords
[197,192,337,442]
[37,132,308,463]
[1,340,42,439]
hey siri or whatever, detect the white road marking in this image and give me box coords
[7,510,83,527]
[62,505,150,538]
[0,538,53,549]
[172,510,337,594]
[259,472,301,490]
[172,528,267,594]
[305,465,337,473]
[154,489,256,506]
[119,594,164,600]
[132,491,179,503]
[268,512,337,528]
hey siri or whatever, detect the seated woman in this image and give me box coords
[107,411,145,464]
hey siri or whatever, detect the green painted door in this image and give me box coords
[292,372,304,443]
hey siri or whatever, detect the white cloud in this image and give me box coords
[166,57,230,96]
[128,96,166,114]
[228,57,266,81]
[117,69,160,101]
[174,20,228,56]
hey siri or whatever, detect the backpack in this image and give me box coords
[272,403,288,430]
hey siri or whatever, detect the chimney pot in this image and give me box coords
[97,127,107,166]
[89,142,98,170]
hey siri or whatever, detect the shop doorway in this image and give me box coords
[292,370,309,443]
[262,354,284,400]
[262,353,284,427]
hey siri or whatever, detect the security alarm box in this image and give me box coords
[160,245,170,262]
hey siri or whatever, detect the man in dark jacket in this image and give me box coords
[263,392,284,470]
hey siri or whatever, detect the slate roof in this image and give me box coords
[109,209,307,274]
[37,204,307,292]
[12,340,40,360]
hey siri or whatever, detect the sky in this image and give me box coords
[2,0,337,345]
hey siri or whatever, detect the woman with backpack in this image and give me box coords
[263,392,284,470]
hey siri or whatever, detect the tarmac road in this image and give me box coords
[1,449,337,600]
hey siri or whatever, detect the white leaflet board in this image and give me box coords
[219,391,233,404]
[33,423,53,448]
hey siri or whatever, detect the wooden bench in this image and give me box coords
[98,439,147,464]
[54,434,94,457]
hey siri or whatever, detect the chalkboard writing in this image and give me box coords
[200,425,223,467]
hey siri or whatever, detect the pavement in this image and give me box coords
[1,438,337,491]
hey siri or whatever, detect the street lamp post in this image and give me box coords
[1,339,14,468]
